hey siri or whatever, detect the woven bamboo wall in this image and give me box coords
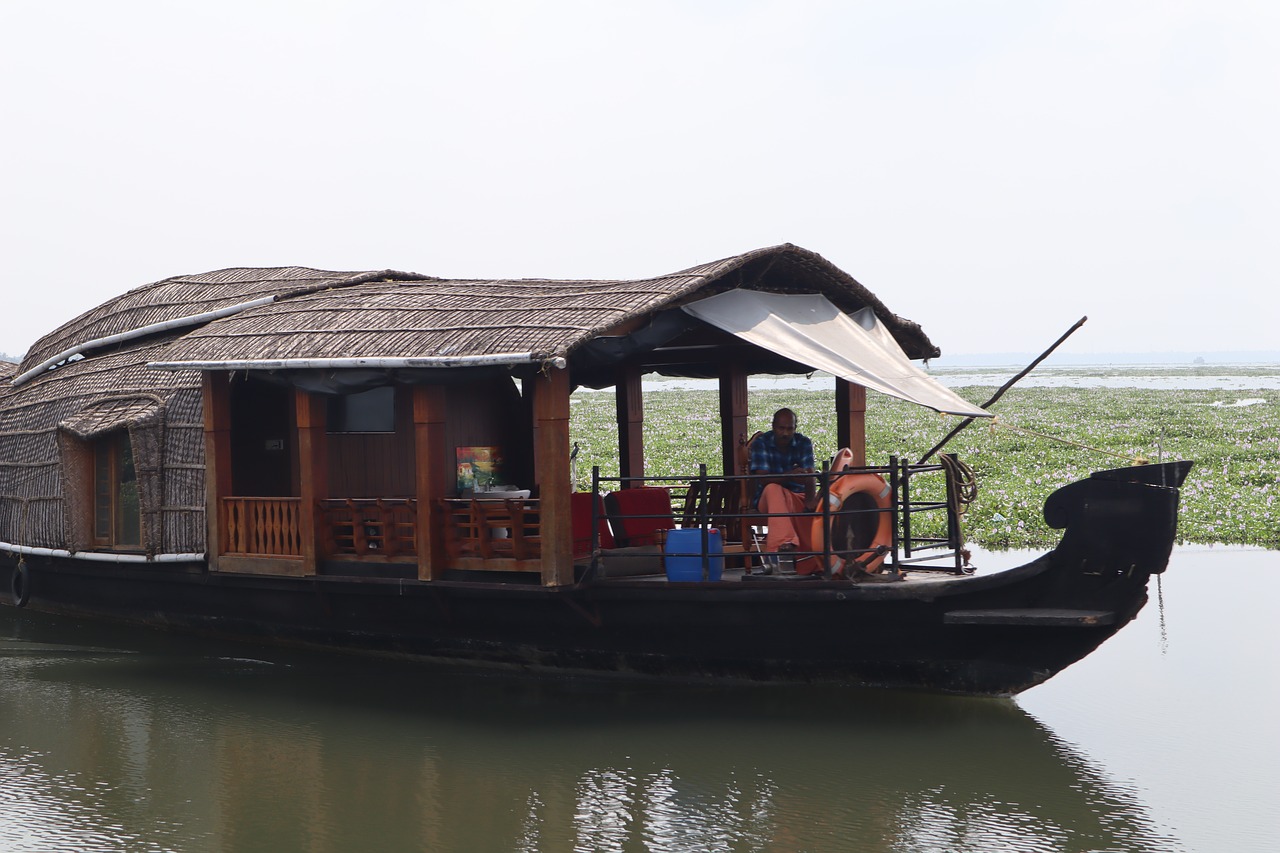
[2,266,433,555]
[0,337,204,553]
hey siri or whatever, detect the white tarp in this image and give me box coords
[681,290,992,418]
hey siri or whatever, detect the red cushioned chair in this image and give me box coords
[603,486,675,548]
[571,492,614,559]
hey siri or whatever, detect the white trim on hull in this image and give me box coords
[0,541,204,564]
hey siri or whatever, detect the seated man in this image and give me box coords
[750,407,819,571]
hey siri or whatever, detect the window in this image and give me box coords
[93,431,141,548]
[327,386,396,433]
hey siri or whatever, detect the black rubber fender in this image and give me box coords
[11,560,30,608]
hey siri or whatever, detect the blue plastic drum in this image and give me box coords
[664,528,724,582]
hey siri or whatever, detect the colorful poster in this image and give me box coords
[456,446,504,492]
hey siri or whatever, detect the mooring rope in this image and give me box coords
[988,417,1148,465]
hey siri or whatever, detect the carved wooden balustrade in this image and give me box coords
[221,497,303,557]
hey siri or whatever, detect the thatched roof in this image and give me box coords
[18,267,432,381]
[9,244,942,394]
[146,244,940,370]
[0,244,942,554]
[0,334,209,554]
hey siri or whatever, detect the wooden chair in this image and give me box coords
[440,499,482,558]
[471,499,516,559]
[376,499,417,557]
[322,498,391,556]
[738,431,772,571]
[677,478,746,546]
[737,430,765,521]
[469,498,542,561]
[503,498,542,561]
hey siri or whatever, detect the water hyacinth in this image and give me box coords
[570,383,1280,550]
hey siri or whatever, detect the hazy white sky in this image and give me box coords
[2,1,1276,360]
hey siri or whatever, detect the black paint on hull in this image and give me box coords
[0,463,1188,696]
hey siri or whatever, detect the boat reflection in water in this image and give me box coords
[0,611,1179,853]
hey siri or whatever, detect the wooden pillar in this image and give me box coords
[718,363,749,476]
[413,384,449,581]
[534,366,574,586]
[295,389,328,576]
[202,372,233,571]
[615,365,644,486]
[836,379,867,466]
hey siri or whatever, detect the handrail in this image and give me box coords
[590,457,970,577]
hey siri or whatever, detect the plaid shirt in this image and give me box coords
[749,430,815,500]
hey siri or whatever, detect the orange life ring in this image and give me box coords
[808,449,893,576]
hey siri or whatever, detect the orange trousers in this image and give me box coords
[757,483,815,555]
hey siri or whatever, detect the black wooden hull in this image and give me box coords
[0,463,1188,696]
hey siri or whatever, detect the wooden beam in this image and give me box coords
[615,365,644,485]
[413,384,449,581]
[202,373,233,571]
[215,555,307,577]
[596,314,650,338]
[533,367,574,586]
[718,363,749,476]
[836,379,867,466]
[295,389,327,576]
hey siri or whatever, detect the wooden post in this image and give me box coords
[534,366,573,586]
[836,379,867,466]
[615,365,644,486]
[718,363,748,477]
[202,373,233,571]
[295,389,328,576]
[413,385,449,581]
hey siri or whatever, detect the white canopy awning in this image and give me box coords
[681,290,991,418]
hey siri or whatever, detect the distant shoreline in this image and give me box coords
[630,363,1280,393]
[932,351,1280,367]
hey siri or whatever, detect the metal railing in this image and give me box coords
[584,454,971,578]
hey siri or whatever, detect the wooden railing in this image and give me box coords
[318,498,417,558]
[440,498,542,571]
[221,497,302,556]
[219,494,549,571]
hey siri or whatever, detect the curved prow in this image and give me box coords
[1044,461,1190,579]
[1089,460,1193,489]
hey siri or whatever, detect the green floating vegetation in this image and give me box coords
[570,385,1280,550]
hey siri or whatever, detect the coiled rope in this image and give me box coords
[938,454,979,515]
[937,453,979,572]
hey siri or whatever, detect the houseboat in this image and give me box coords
[0,245,1188,695]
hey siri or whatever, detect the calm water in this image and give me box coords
[0,546,1274,852]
